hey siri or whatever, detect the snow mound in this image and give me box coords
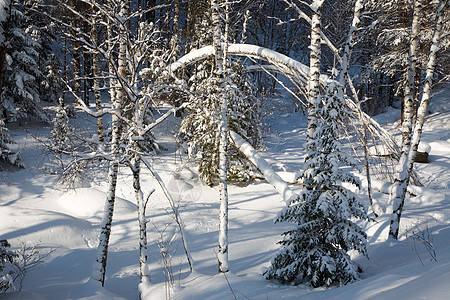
[57,188,137,218]
[0,291,48,300]
[417,141,431,153]
[0,206,96,248]
[67,280,127,300]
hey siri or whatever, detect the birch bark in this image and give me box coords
[389,0,447,239]
[211,0,229,273]
[91,6,103,142]
[91,2,129,286]
[71,34,82,101]
[132,140,149,285]
[398,0,422,168]
[305,0,324,190]
[91,103,121,285]
[306,1,323,144]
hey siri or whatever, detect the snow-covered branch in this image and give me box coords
[229,131,295,203]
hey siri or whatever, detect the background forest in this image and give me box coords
[0,0,449,299]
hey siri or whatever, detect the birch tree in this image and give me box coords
[91,2,129,285]
[398,0,423,168]
[90,3,103,142]
[49,1,193,290]
[211,0,230,274]
[389,0,448,240]
[303,0,325,191]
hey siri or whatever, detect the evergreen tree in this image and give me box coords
[0,240,17,293]
[49,98,71,153]
[1,0,46,122]
[178,60,260,185]
[24,0,63,103]
[0,118,20,167]
[178,2,262,185]
[265,82,368,287]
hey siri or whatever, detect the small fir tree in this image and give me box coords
[0,239,17,293]
[0,119,14,166]
[49,98,71,153]
[178,60,260,185]
[265,82,368,287]
[0,118,22,168]
[24,0,62,103]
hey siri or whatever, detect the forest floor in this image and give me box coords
[0,85,449,300]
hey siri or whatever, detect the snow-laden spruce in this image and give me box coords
[265,82,368,287]
[1,0,47,122]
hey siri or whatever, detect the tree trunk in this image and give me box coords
[307,1,324,121]
[211,0,223,76]
[305,0,324,189]
[132,142,149,285]
[91,2,129,286]
[229,131,295,202]
[398,0,422,168]
[337,0,362,86]
[171,0,180,61]
[107,17,116,108]
[91,134,120,285]
[389,0,446,239]
[211,0,230,273]
[117,3,129,106]
[71,30,82,103]
[91,6,104,143]
[218,90,229,273]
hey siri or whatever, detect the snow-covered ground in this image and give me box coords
[0,86,449,299]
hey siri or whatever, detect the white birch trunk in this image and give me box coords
[305,0,324,189]
[91,2,128,286]
[107,18,116,107]
[91,105,121,286]
[91,6,103,143]
[170,0,180,62]
[218,91,229,273]
[211,0,229,273]
[307,1,323,143]
[117,4,129,106]
[211,0,223,76]
[389,0,446,239]
[337,0,362,86]
[132,142,149,285]
[398,0,422,168]
[72,35,81,101]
